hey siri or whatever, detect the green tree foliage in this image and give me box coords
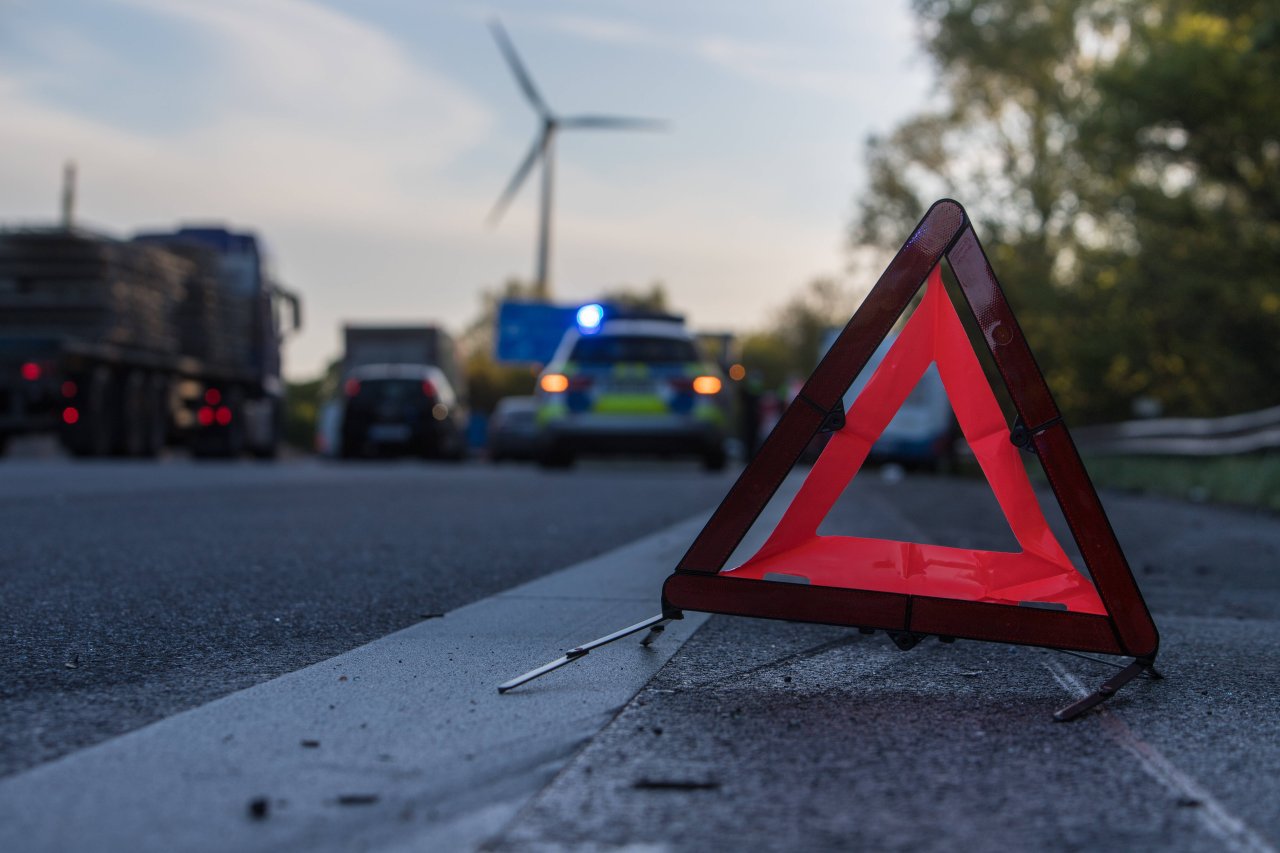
[284,358,340,449]
[854,0,1280,422]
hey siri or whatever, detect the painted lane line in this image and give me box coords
[1046,661,1276,853]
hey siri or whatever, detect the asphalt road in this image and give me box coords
[0,456,736,777]
[2,456,1277,852]
[493,477,1280,852]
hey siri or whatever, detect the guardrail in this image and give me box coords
[1070,404,1280,456]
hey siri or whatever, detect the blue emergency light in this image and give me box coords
[576,303,605,333]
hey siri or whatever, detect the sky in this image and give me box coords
[0,0,935,378]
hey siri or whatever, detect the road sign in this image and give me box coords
[495,300,578,364]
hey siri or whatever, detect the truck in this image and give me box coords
[342,325,460,387]
[0,225,301,458]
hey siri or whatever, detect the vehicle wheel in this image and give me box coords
[117,371,148,457]
[701,446,728,472]
[0,432,8,457]
[139,374,168,458]
[538,447,574,469]
[250,399,281,460]
[63,367,116,457]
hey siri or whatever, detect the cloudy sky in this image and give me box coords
[0,0,934,377]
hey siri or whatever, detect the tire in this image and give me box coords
[63,367,116,458]
[250,399,281,460]
[701,445,728,472]
[139,374,168,458]
[538,446,574,469]
[117,371,148,457]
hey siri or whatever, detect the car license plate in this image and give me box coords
[369,424,411,442]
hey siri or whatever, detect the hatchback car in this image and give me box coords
[339,364,466,459]
[534,315,728,469]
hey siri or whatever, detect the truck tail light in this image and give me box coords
[20,362,41,381]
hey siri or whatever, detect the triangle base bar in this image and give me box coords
[664,573,1160,719]
[663,573,1129,655]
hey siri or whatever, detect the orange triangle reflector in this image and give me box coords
[664,200,1159,675]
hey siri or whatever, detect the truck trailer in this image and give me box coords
[0,225,301,458]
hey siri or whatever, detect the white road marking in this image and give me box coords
[1046,661,1276,853]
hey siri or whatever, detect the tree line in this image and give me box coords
[851,0,1279,423]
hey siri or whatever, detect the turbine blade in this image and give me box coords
[488,133,546,225]
[560,115,667,131]
[489,20,550,117]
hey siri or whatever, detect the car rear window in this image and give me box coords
[570,335,698,365]
[353,379,422,401]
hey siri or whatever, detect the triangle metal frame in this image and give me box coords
[499,200,1160,721]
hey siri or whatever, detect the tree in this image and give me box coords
[853,0,1280,422]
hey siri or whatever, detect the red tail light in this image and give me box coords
[61,381,77,398]
[668,377,694,393]
[344,378,360,397]
[567,376,594,392]
[215,406,232,426]
[204,388,222,405]
[20,362,41,381]
[422,380,438,398]
[197,406,215,426]
[62,407,79,425]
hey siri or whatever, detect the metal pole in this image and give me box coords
[535,128,555,300]
[61,161,77,230]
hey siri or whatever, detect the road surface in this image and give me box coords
[0,457,1276,852]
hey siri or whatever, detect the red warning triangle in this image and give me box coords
[663,200,1159,663]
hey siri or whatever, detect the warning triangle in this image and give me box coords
[663,199,1159,662]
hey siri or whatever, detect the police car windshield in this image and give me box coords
[570,335,698,365]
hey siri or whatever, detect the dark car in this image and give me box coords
[487,396,540,461]
[339,364,466,459]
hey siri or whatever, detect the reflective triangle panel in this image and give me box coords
[665,199,1159,659]
[727,268,1105,615]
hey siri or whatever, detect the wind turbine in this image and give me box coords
[487,20,664,301]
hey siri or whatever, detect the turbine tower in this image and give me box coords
[488,20,663,301]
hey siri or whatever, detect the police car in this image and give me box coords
[534,305,729,470]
